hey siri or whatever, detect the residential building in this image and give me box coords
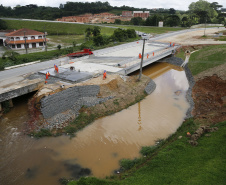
[4,28,47,49]
[122,11,133,17]
[133,11,150,19]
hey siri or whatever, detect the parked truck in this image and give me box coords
[67,48,93,58]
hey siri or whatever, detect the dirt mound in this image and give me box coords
[192,75,226,124]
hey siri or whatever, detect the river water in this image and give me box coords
[0,62,190,185]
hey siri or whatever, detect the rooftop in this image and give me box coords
[5,28,45,37]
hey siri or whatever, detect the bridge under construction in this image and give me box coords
[0,39,178,109]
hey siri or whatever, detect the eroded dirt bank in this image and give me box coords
[192,69,226,124]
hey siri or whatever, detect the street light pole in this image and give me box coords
[24,31,27,54]
[138,38,146,81]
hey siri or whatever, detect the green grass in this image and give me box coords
[0,46,77,69]
[5,19,115,36]
[216,36,226,41]
[48,35,85,45]
[119,121,226,185]
[30,128,52,138]
[68,120,226,185]
[107,25,185,34]
[176,45,226,75]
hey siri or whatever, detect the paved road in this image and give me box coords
[0,57,66,82]
[0,22,220,83]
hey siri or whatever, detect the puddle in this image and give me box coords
[0,62,190,184]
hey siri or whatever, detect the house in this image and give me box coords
[4,28,48,49]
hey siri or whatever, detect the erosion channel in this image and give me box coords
[0,62,191,185]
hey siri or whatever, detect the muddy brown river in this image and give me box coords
[0,62,190,185]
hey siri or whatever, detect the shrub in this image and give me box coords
[120,158,141,171]
[140,145,157,156]
[64,126,76,134]
[32,129,52,138]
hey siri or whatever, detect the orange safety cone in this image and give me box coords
[153,52,154,56]
[139,53,142,59]
[187,132,191,137]
[147,53,149,58]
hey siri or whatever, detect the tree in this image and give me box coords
[195,10,209,23]
[93,35,104,46]
[72,41,77,47]
[57,44,61,50]
[130,17,143,25]
[169,8,176,14]
[188,0,218,23]
[59,4,64,9]
[92,26,101,37]
[112,28,128,42]
[85,27,93,38]
[114,19,121,24]
[210,2,223,12]
[181,15,191,27]
[126,29,136,38]
[145,14,163,26]
[165,15,181,27]
[0,19,7,30]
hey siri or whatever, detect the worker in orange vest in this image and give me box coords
[147,53,149,58]
[139,53,142,59]
[54,64,59,73]
[46,71,50,79]
[103,70,107,80]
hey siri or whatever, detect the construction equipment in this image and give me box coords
[67,48,93,58]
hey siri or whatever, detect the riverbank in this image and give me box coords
[67,46,226,185]
[67,78,226,185]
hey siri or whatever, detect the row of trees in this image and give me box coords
[0,0,225,27]
[0,1,156,20]
[80,26,137,48]
[115,1,225,27]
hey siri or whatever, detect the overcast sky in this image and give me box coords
[1,0,226,11]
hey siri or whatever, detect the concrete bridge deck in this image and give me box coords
[0,40,178,107]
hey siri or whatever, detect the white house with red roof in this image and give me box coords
[4,28,48,49]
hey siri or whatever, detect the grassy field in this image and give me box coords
[4,19,115,35]
[106,25,185,34]
[48,35,85,47]
[176,45,226,75]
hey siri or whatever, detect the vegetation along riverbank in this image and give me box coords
[64,44,226,185]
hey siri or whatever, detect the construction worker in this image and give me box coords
[147,53,149,58]
[103,70,107,80]
[139,53,142,59]
[46,71,50,80]
[54,64,59,73]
